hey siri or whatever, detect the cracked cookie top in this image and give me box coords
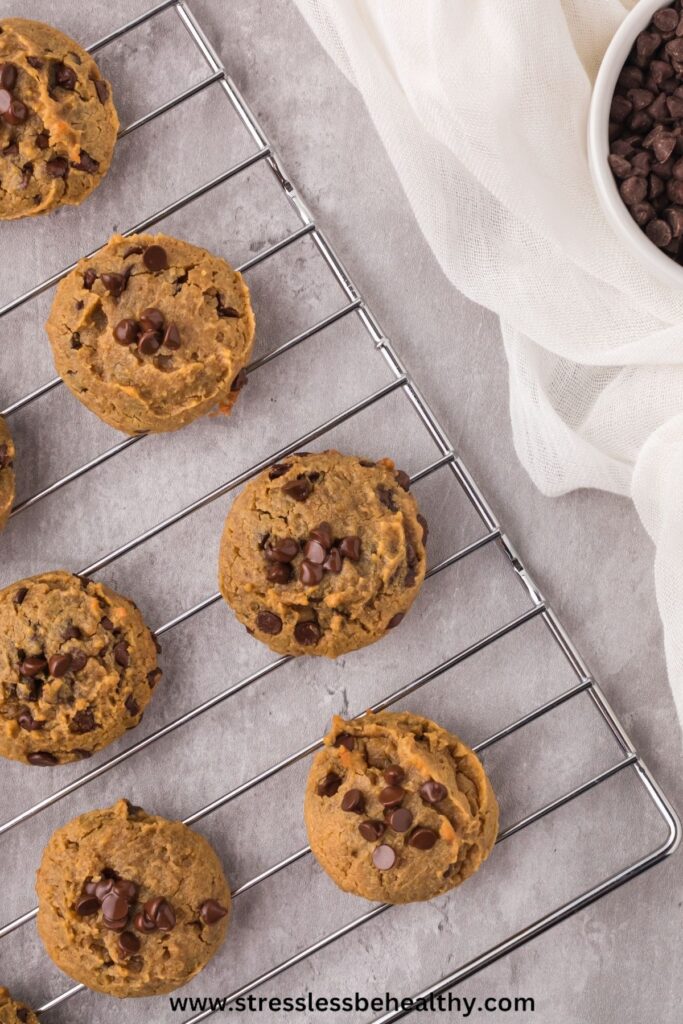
[304,711,499,903]
[0,987,38,1024]
[45,232,256,434]
[218,450,428,658]
[0,18,118,220]
[0,415,15,533]
[0,570,160,765]
[36,799,231,997]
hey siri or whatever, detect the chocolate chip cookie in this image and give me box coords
[46,232,256,434]
[0,987,38,1024]
[36,799,231,997]
[0,416,15,532]
[0,18,118,220]
[0,570,160,765]
[218,451,428,658]
[305,711,499,903]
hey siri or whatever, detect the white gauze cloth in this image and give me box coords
[292,0,683,727]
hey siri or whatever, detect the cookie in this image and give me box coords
[218,451,427,658]
[0,416,15,532]
[304,711,499,903]
[0,18,118,220]
[0,987,38,1024]
[0,570,160,765]
[36,799,231,998]
[45,232,256,434]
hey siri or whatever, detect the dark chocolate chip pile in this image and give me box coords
[261,521,361,588]
[319,750,442,870]
[609,2,683,259]
[114,306,181,366]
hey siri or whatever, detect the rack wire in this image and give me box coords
[0,1,679,1020]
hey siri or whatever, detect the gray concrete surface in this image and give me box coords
[0,1,681,1022]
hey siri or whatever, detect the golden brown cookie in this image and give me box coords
[46,232,256,434]
[218,451,427,658]
[0,416,15,531]
[0,18,118,220]
[36,799,231,998]
[0,570,160,765]
[305,711,498,903]
[0,987,38,1024]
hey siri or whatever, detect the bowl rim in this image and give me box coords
[588,0,683,287]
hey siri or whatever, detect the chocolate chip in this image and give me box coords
[72,151,99,173]
[266,562,291,583]
[118,931,140,957]
[199,899,229,925]
[383,764,405,785]
[153,354,173,371]
[48,653,72,677]
[101,272,128,297]
[70,650,88,672]
[417,514,429,543]
[46,156,69,179]
[0,63,16,90]
[113,879,139,902]
[63,624,82,640]
[335,732,355,751]
[387,613,404,629]
[323,548,342,573]
[339,536,361,562]
[388,807,413,832]
[147,668,162,688]
[53,61,76,90]
[114,318,140,345]
[16,1011,28,1023]
[379,785,404,808]
[2,140,17,156]
[300,560,323,585]
[420,780,447,804]
[163,322,181,350]
[18,708,40,731]
[341,788,364,813]
[138,329,161,355]
[654,7,680,33]
[646,217,673,246]
[216,298,240,317]
[70,709,95,734]
[113,641,129,668]
[140,307,164,331]
[134,911,156,933]
[359,819,385,842]
[143,245,168,272]
[408,827,438,850]
[101,891,129,928]
[20,655,47,677]
[123,245,144,258]
[26,55,44,70]
[256,610,282,635]
[27,751,58,766]
[303,539,327,564]
[83,268,97,290]
[93,78,108,103]
[0,94,27,125]
[75,894,100,916]
[265,537,299,562]
[317,771,342,797]
[377,486,397,511]
[372,844,396,870]
[620,175,648,205]
[144,897,176,931]
[395,469,411,490]
[310,522,333,549]
[14,587,28,605]
[268,463,291,479]
[294,620,321,645]
[283,477,312,501]
[124,694,139,716]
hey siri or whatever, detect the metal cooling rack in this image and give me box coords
[0,1,680,1020]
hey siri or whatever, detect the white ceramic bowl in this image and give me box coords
[588,0,683,286]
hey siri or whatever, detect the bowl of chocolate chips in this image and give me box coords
[589,0,683,284]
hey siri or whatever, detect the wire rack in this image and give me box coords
[0,1,680,1020]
